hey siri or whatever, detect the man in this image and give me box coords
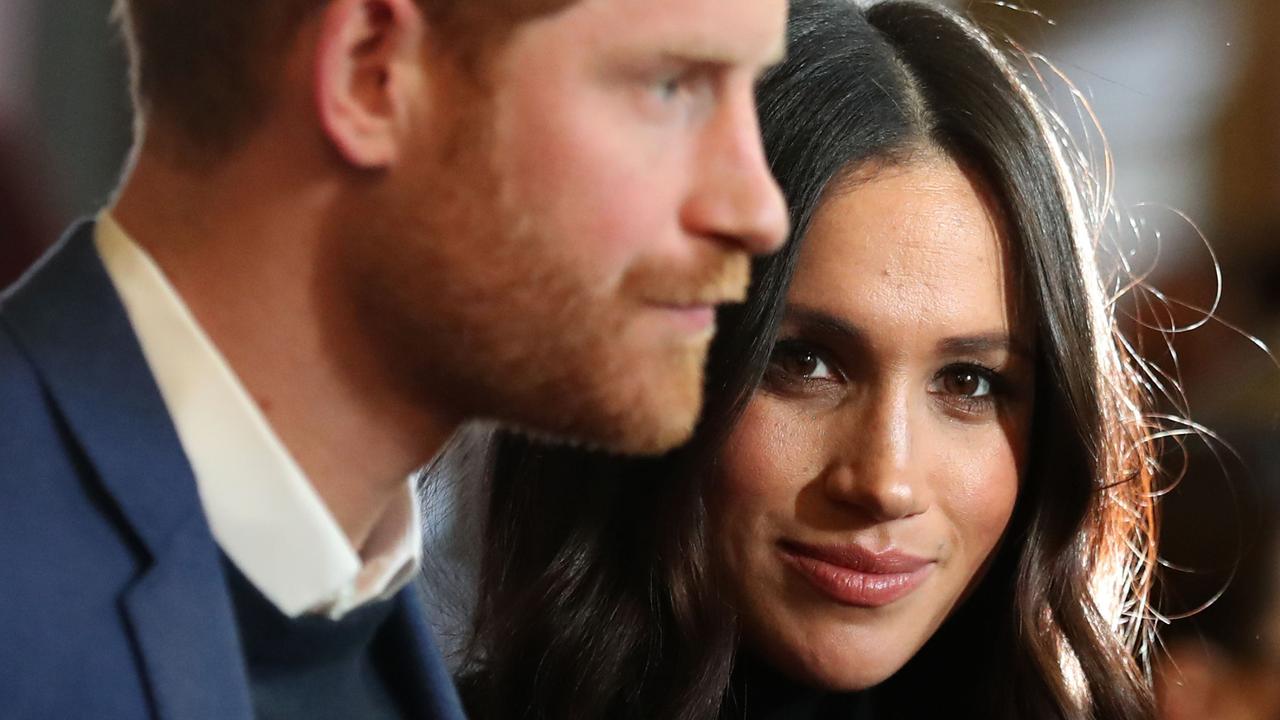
[0,0,788,718]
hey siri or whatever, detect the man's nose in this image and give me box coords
[681,89,790,256]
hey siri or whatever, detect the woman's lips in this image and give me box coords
[779,540,935,608]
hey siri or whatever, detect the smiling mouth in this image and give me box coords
[779,540,935,608]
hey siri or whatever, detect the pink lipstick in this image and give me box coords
[779,540,934,608]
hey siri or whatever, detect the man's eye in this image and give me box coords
[654,75,684,100]
[652,70,703,104]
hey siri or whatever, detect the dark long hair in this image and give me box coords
[460,2,1158,718]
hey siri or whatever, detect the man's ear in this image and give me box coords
[314,0,426,169]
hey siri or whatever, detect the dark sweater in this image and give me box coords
[221,558,408,720]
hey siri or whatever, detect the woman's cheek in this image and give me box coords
[943,436,1021,558]
[712,394,829,580]
[718,394,827,505]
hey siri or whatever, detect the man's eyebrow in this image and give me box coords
[653,31,786,71]
[937,333,1032,359]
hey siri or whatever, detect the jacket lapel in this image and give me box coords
[1,222,253,720]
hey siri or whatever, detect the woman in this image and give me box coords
[458,1,1159,717]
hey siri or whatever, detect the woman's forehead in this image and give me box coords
[789,156,1029,344]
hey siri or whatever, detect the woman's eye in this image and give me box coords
[930,364,1005,418]
[768,341,838,382]
[937,368,992,398]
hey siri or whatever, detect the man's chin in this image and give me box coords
[513,404,701,457]
[499,376,704,456]
[593,361,706,455]
[605,404,701,456]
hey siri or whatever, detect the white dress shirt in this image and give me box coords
[95,212,421,620]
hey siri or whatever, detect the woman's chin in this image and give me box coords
[805,667,894,694]
[781,646,911,694]
[745,614,928,693]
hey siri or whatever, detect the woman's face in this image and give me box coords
[710,154,1036,691]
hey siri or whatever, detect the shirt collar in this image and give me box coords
[94,212,421,619]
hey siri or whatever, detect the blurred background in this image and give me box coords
[1,1,1276,716]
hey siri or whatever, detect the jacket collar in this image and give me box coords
[1,221,254,720]
[2,222,467,720]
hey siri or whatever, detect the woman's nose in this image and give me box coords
[821,392,929,522]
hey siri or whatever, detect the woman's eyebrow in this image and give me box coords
[937,333,1032,359]
[786,305,1033,360]
[783,304,866,345]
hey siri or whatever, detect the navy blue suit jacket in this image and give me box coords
[0,223,466,720]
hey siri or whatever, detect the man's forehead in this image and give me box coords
[576,0,788,66]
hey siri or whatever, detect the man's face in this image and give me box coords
[346,0,789,454]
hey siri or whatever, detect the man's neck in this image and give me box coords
[111,143,455,549]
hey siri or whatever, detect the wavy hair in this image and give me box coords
[460,2,1159,718]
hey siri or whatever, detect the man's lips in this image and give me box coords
[653,304,716,334]
[646,286,747,309]
[642,274,748,335]
[779,540,935,608]
[645,295,736,334]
